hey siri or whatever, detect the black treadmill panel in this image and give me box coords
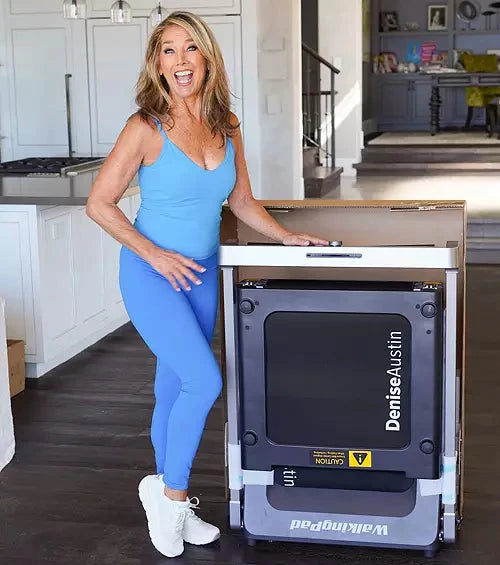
[265,311,411,449]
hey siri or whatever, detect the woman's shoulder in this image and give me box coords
[126,112,159,136]
[229,112,240,129]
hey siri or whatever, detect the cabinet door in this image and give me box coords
[0,208,38,358]
[376,80,411,128]
[204,16,242,120]
[413,81,432,126]
[103,198,130,316]
[8,1,61,14]
[89,0,241,16]
[72,207,107,330]
[86,18,149,156]
[39,208,78,359]
[2,15,92,159]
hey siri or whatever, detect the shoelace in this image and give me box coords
[185,496,203,522]
[173,508,186,533]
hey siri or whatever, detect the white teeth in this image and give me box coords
[175,70,193,77]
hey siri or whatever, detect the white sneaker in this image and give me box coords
[138,474,189,557]
[183,496,221,545]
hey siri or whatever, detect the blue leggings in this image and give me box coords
[119,246,222,490]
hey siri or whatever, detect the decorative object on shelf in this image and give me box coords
[431,51,449,67]
[380,11,399,32]
[457,1,480,31]
[381,52,398,73]
[397,62,406,73]
[150,1,167,27]
[453,48,473,69]
[404,21,420,32]
[408,62,418,73]
[110,0,132,24]
[421,42,437,65]
[487,49,500,71]
[407,42,422,64]
[63,0,87,19]
[482,10,496,31]
[428,5,448,31]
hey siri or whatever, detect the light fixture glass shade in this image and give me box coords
[150,1,167,28]
[63,0,87,19]
[110,0,132,24]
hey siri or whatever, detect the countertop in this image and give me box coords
[0,170,139,205]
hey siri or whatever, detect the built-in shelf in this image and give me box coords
[380,30,500,37]
[379,31,450,37]
[454,30,500,35]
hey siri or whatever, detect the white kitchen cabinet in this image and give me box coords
[0,207,39,357]
[8,1,61,14]
[205,16,242,120]
[0,191,140,378]
[86,17,149,156]
[2,14,92,159]
[88,0,240,16]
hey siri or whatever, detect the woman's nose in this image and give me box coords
[176,51,187,65]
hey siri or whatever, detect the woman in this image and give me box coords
[86,10,328,559]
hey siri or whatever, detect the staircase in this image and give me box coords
[355,140,500,176]
[302,42,343,197]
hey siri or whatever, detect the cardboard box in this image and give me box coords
[220,198,466,516]
[6,339,25,397]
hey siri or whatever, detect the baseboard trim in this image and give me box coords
[25,314,130,378]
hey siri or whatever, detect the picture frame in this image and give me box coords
[428,5,448,31]
[380,11,399,32]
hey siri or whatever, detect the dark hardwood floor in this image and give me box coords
[1,265,499,565]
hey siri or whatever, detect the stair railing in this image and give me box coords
[302,42,340,169]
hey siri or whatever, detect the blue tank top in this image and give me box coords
[133,116,236,259]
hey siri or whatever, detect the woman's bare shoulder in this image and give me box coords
[122,112,158,142]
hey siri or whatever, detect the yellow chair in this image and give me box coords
[461,54,500,130]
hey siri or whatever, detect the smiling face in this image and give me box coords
[157,24,207,103]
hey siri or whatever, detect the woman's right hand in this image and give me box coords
[147,248,206,292]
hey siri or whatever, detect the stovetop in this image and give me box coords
[0,157,104,176]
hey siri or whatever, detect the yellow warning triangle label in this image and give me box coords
[349,450,372,468]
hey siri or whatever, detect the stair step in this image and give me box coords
[304,166,343,197]
[362,145,500,163]
[354,162,500,175]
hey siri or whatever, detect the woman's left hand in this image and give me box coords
[281,232,330,247]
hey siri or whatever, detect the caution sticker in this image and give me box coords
[310,450,347,467]
[349,450,372,468]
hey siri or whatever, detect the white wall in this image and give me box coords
[319,0,363,176]
[253,0,303,200]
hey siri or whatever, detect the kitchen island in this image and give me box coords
[0,171,140,377]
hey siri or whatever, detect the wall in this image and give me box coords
[319,0,363,175]
[253,0,303,199]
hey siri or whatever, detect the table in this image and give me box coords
[428,72,500,135]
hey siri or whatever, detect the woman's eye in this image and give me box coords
[164,48,174,54]
[187,45,197,51]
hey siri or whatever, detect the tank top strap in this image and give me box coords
[152,116,169,142]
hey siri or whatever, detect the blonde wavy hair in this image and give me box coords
[135,11,238,141]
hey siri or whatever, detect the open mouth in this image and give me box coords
[174,70,194,86]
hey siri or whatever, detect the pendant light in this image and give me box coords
[150,1,167,28]
[63,0,87,19]
[110,0,132,24]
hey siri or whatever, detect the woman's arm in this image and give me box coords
[86,114,159,261]
[226,115,329,247]
[86,114,206,292]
